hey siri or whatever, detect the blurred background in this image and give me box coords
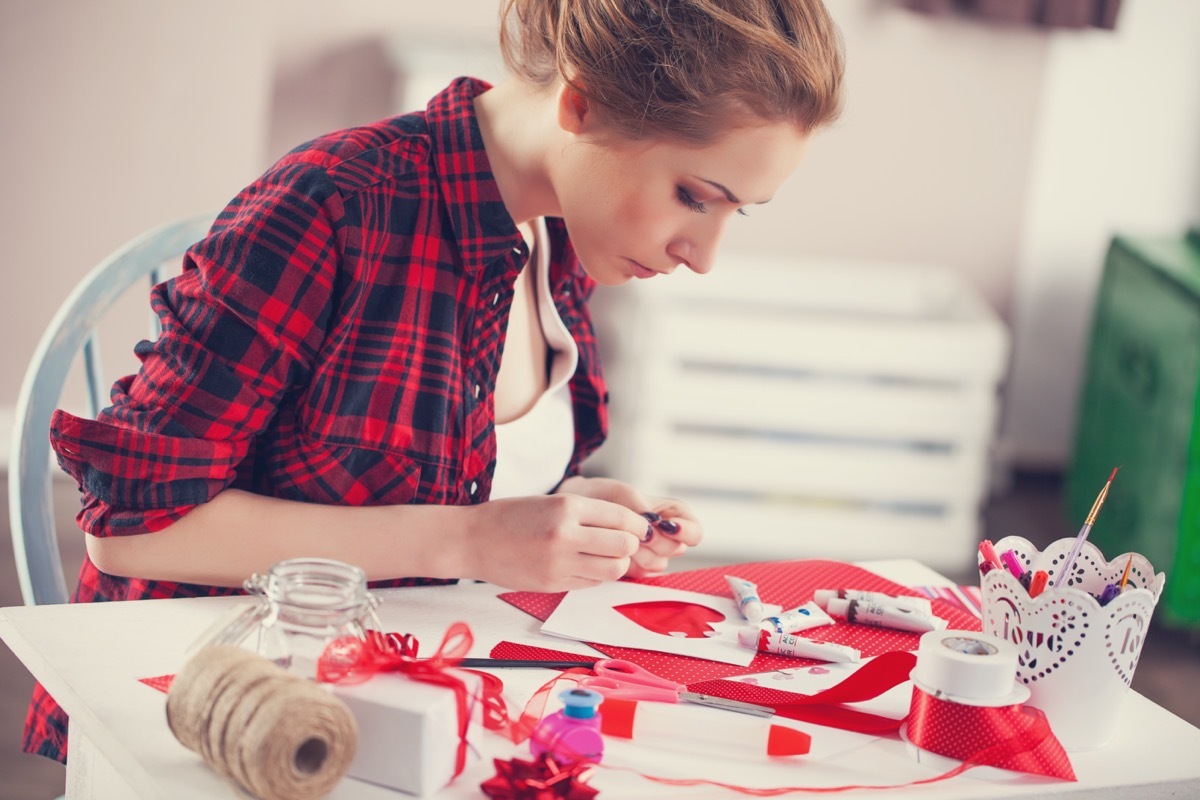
[2,0,1199,796]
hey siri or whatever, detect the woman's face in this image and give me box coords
[552,117,810,285]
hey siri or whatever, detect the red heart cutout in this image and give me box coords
[613,600,725,638]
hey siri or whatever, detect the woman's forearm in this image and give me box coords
[84,488,475,587]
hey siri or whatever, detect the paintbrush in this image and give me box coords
[1054,467,1119,588]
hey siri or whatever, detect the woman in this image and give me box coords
[29,0,843,763]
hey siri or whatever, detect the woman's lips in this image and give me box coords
[626,258,658,279]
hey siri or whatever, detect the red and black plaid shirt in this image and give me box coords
[28,77,608,763]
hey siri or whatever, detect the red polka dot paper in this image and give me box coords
[497,559,981,686]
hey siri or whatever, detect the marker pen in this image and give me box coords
[725,575,767,623]
[598,697,811,757]
[812,589,932,615]
[978,539,1003,571]
[736,628,861,663]
[1000,550,1027,581]
[758,601,835,635]
[826,597,947,634]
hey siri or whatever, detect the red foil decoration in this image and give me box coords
[480,754,599,800]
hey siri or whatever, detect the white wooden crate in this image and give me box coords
[587,256,1010,575]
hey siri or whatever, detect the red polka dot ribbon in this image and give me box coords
[906,687,1076,780]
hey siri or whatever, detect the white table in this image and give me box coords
[3,560,1198,799]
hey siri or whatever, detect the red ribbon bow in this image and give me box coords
[480,754,599,800]
[317,623,477,780]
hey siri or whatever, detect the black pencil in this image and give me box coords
[456,658,596,669]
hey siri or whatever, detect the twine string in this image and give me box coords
[166,645,358,800]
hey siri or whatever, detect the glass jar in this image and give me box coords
[193,557,382,679]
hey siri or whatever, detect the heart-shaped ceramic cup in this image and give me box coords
[979,536,1164,752]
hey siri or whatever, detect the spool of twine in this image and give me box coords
[166,645,358,800]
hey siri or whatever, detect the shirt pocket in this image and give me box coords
[300,357,455,463]
[270,417,427,506]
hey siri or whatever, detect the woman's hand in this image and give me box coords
[461,494,646,592]
[554,476,703,578]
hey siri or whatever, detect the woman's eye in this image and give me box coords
[676,186,707,213]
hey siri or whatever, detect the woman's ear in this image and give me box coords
[556,84,592,134]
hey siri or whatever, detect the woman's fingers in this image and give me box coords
[572,551,634,583]
[576,525,641,558]
[630,547,671,575]
[645,501,703,547]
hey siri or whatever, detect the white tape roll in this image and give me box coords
[909,630,1030,707]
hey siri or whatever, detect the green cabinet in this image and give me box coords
[1068,229,1200,627]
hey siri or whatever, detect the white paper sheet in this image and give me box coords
[720,656,914,760]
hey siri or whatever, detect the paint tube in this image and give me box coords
[758,601,835,635]
[812,588,933,615]
[736,628,861,663]
[725,575,767,623]
[826,597,947,634]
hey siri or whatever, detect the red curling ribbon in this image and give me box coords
[480,753,599,800]
[317,623,477,781]
[480,667,595,747]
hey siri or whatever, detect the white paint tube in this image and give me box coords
[725,575,767,623]
[758,601,835,635]
[736,629,861,663]
[826,597,947,634]
[812,588,933,614]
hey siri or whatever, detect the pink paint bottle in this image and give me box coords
[530,688,605,765]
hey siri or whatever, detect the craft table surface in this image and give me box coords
[2,559,1198,799]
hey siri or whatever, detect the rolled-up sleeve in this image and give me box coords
[50,160,344,536]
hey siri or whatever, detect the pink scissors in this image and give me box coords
[578,658,774,718]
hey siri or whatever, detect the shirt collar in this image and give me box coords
[425,77,525,274]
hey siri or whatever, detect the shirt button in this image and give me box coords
[469,480,479,496]
[492,292,500,306]
[512,246,522,255]
[474,384,481,399]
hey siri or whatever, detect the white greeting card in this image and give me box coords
[539,581,780,666]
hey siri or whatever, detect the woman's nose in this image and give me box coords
[666,239,714,275]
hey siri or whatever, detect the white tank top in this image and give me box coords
[489,218,579,500]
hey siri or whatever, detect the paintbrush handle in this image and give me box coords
[1054,522,1093,588]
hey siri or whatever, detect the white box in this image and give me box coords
[331,668,482,796]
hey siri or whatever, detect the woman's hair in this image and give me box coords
[499,0,844,144]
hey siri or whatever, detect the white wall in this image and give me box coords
[0,0,277,425]
[2,0,1196,473]
[1004,0,1200,467]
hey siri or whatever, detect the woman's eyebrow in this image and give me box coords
[697,177,772,205]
